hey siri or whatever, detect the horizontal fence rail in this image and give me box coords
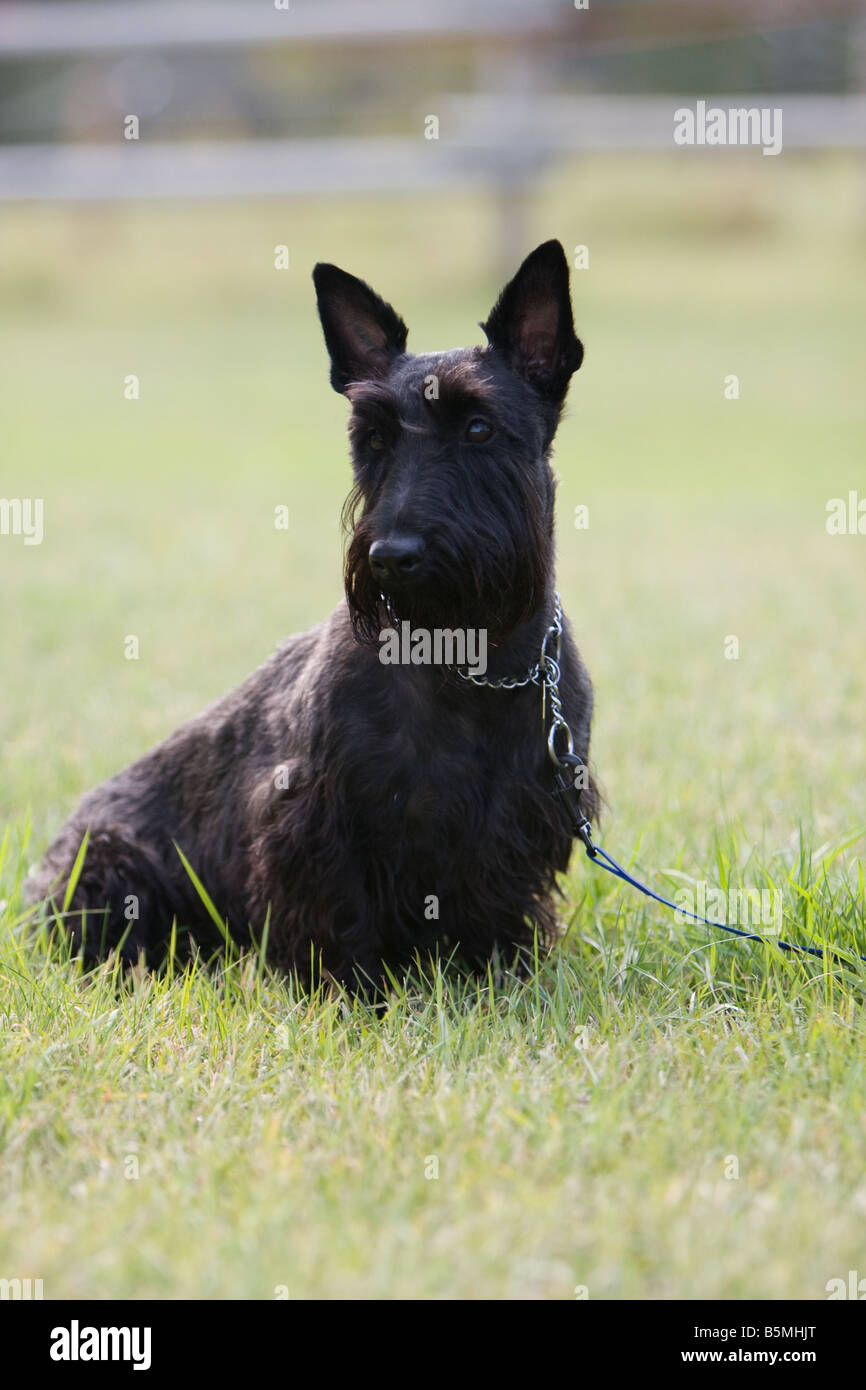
[0,0,569,55]
[0,0,861,56]
[0,98,863,201]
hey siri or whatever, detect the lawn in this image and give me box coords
[1,152,865,1299]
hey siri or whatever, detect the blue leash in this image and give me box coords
[551,756,865,970]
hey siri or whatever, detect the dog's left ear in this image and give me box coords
[313,262,408,393]
[481,240,583,401]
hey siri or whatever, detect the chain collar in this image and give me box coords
[378,589,576,769]
[456,591,562,688]
[456,591,574,767]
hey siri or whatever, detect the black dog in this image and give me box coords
[30,239,597,988]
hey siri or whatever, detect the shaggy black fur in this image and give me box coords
[29,239,597,989]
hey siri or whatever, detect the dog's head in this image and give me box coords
[313,240,583,643]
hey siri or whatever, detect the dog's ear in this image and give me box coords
[313,263,408,393]
[481,240,583,401]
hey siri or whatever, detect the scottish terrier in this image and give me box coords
[30,239,597,988]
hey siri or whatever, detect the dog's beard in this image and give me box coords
[343,515,552,650]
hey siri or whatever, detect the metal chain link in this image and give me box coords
[456,592,575,767]
[380,590,576,768]
[456,593,561,688]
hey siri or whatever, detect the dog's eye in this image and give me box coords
[466,418,493,444]
[366,429,386,452]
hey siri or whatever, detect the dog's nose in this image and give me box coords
[369,536,425,584]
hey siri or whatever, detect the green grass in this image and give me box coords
[1,153,866,1299]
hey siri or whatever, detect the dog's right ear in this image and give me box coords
[481,240,583,403]
[313,263,408,394]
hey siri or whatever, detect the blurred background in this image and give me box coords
[1,0,865,871]
[3,1,866,263]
